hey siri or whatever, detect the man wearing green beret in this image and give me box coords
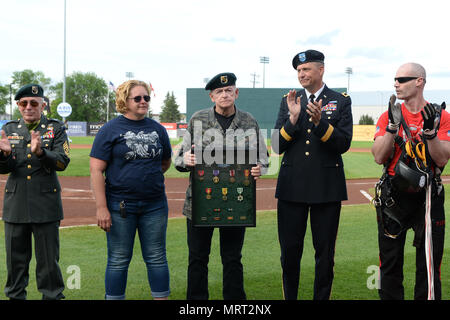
[175,73,268,299]
[0,84,70,300]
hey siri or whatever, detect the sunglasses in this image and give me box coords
[128,95,150,103]
[394,77,418,84]
[18,100,40,107]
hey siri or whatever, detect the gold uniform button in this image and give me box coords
[27,154,31,158]
[27,143,31,148]
[27,176,31,180]
[328,116,331,119]
[53,188,57,192]
[309,117,312,122]
[306,140,310,145]
[307,129,311,134]
[11,144,15,148]
[336,163,339,167]
[27,165,31,169]
[45,144,49,147]
[305,152,310,156]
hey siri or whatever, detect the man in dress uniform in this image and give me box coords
[175,72,268,299]
[0,84,70,300]
[272,50,353,300]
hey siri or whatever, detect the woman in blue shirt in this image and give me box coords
[90,80,172,300]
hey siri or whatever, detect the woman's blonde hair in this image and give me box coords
[115,80,150,114]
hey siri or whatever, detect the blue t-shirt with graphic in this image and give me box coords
[90,115,172,201]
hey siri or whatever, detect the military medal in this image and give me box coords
[222,188,228,201]
[205,188,212,200]
[197,169,205,181]
[243,169,250,186]
[237,187,244,201]
[213,169,220,184]
[229,169,236,183]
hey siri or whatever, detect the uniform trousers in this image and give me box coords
[186,218,246,300]
[377,187,445,300]
[4,221,65,300]
[277,200,341,300]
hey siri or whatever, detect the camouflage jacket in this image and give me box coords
[175,106,268,219]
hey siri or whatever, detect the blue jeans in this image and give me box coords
[105,198,170,299]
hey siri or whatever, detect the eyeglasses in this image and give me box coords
[394,77,418,84]
[18,100,40,107]
[128,95,150,103]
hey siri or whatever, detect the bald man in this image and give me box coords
[371,62,450,299]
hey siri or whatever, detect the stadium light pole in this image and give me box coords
[63,0,67,103]
[260,56,269,88]
[126,72,134,80]
[345,67,353,93]
[250,73,259,88]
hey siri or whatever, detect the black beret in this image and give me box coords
[205,72,237,91]
[292,50,325,69]
[14,84,44,100]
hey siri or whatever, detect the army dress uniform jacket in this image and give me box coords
[175,106,268,220]
[0,115,70,223]
[272,86,353,204]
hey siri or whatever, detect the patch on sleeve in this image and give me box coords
[63,141,70,157]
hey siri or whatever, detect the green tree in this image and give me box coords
[51,72,109,122]
[0,84,10,115]
[11,69,51,94]
[159,91,181,123]
[359,114,374,125]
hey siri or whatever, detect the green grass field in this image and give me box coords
[1,138,449,300]
[1,200,450,300]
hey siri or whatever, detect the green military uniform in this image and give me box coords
[0,84,70,300]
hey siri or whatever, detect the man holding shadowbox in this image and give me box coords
[175,72,268,300]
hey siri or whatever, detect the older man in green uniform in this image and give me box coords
[0,84,70,300]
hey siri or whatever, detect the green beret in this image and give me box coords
[292,50,325,69]
[205,72,237,91]
[14,84,44,100]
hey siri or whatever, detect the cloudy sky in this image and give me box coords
[1,0,449,113]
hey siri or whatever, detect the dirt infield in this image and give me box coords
[0,176,378,227]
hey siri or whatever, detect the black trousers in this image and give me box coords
[4,221,65,300]
[377,187,445,300]
[186,218,246,300]
[277,200,341,300]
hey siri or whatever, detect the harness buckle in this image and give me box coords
[385,197,395,208]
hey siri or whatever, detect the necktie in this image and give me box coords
[309,94,315,103]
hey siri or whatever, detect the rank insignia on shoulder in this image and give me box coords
[342,92,349,97]
[63,141,70,157]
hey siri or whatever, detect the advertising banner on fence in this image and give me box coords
[160,122,178,139]
[0,120,9,129]
[67,121,87,136]
[88,122,105,136]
